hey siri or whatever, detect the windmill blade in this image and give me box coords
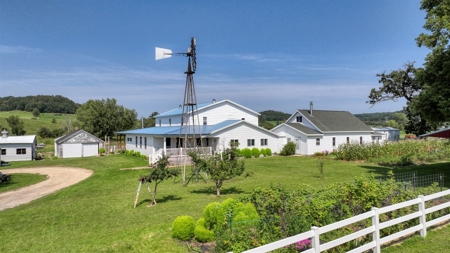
[155,47,173,60]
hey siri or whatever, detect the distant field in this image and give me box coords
[0,111,76,135]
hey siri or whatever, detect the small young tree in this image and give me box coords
[189,145,245,196]
[6,115,26,136]
[144,153,179,205]
[32,108,40,117]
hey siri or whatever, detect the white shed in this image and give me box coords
[54,129,103,158]
[0,129,37,162]
[372,127,400,142]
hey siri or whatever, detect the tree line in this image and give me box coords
[0,95,80,114]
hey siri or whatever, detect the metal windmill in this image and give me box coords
[155,37,204,185]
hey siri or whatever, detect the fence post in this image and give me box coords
[371,207,380,253]
[418,195,427,237]
[311,226,320,253]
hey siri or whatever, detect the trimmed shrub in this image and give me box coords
[172,215,195,241]
[203,202,221,230]
[280,142,296,156]
[99,148,106,154]
[141,154,147,159]
[241,148,252,159]
[129,150,135,156]
[260,148,266,157]
[136,151,141,157]
[251,148,260,158]
[194,218,215,242]
[265,148,272,156]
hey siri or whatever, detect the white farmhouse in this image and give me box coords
[117,99,284,162]
[0,129,37,162]
[271,103,375,155]
[372,127,400,142]
[54,129,103,158]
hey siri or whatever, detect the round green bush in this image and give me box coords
[265,148,272,156]
[194,218,215,242]
[99,148,105,154]
[251,148,260,158]
[203,202,220,230]
[260,148,266,157]
[172,215,195,241]
[280,142,296,156]
[241,148,252,159]
[136,151,141,157]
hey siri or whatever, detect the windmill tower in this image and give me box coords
[155,37,203,185]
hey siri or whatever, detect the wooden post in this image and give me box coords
[133,179,143,208]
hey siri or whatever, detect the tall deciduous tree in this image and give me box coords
[413,0,450,125]
[76,98,137,138]
[367,63,437,135]
[6,115,26,135]
[189,144,245,196]
[143,112,158,127]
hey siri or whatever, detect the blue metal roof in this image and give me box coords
[116,120,241,136]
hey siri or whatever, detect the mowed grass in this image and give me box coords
[0,173,47,194]
[0,155,449,252]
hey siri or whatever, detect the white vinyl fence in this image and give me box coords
[239,189,450,253]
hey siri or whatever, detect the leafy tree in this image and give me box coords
[393,113,408,130]
[37,126,52,138]
[143,111,158,127]
[383,120,401,130]
[189,145,245,196]
[413,0,450,125]
[6,115,26,135]
[144,153,179,205]
[76,98,137,138]
[367,63,437,135]
[32,108,40,117]
[51,118,57,124]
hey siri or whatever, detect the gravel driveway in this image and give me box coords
[0,167,93,211]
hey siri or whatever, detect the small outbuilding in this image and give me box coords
[54,129,103,158]
[372,127,400,142]
[0,129,37,162]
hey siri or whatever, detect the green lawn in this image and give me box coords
[0,155,448,252]
[0,173,47,194]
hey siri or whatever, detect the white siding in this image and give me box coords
[82,143,98,157]
[271,125,311,155]
[211,123,279,154]
[0,143,33,161]
[286,112,318,131]
[62,143,82,158]
[158,101,259,127]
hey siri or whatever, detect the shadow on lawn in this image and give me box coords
[135,195,182,207]
[190,186,246,195]
[358,161,450,188]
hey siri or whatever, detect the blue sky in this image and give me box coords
[0,0,430,117]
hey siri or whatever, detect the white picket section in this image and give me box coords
[239,189,450,253]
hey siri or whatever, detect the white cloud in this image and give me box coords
[0,45,42,54]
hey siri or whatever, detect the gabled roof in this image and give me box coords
[419,127,450,138]
[285,123,323,135]
[372,127,400,131]
[155,99,260,118]
[295,109,373,132]
[55,129,103,144]
[0,135,36,144]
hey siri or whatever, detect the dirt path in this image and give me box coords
[0,167,93,211]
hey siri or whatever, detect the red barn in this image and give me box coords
[419,127,450,139]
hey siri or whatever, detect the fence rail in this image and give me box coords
[240,189,450,253]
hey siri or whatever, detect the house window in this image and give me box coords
[260,139,268,146]
[360,136,363,145]
[316,138,320,146]
[230,139,239,146]
[159,119,161,127]
[203,117,207,125]
[135,137,138,148]
[296,116,302,122]
[247,139,255,146]
[169,119,171,126]
[1,149,6,155]
[241,118,245,120]
[287,138,291,142]
[140,137,142,148]
[332,137,336,147]
[16,148,26,155]
[346,137,350,144]
[144,137,147,149]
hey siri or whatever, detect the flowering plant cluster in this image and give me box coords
[294,239,311,251]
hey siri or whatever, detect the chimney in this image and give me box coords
[1,129,8,138]
[212,99,216,104]
[309,101,313,116]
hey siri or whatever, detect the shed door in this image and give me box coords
[82,144,99,157]
[295,138,300,153]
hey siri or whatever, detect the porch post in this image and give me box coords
[163,138,166,155]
